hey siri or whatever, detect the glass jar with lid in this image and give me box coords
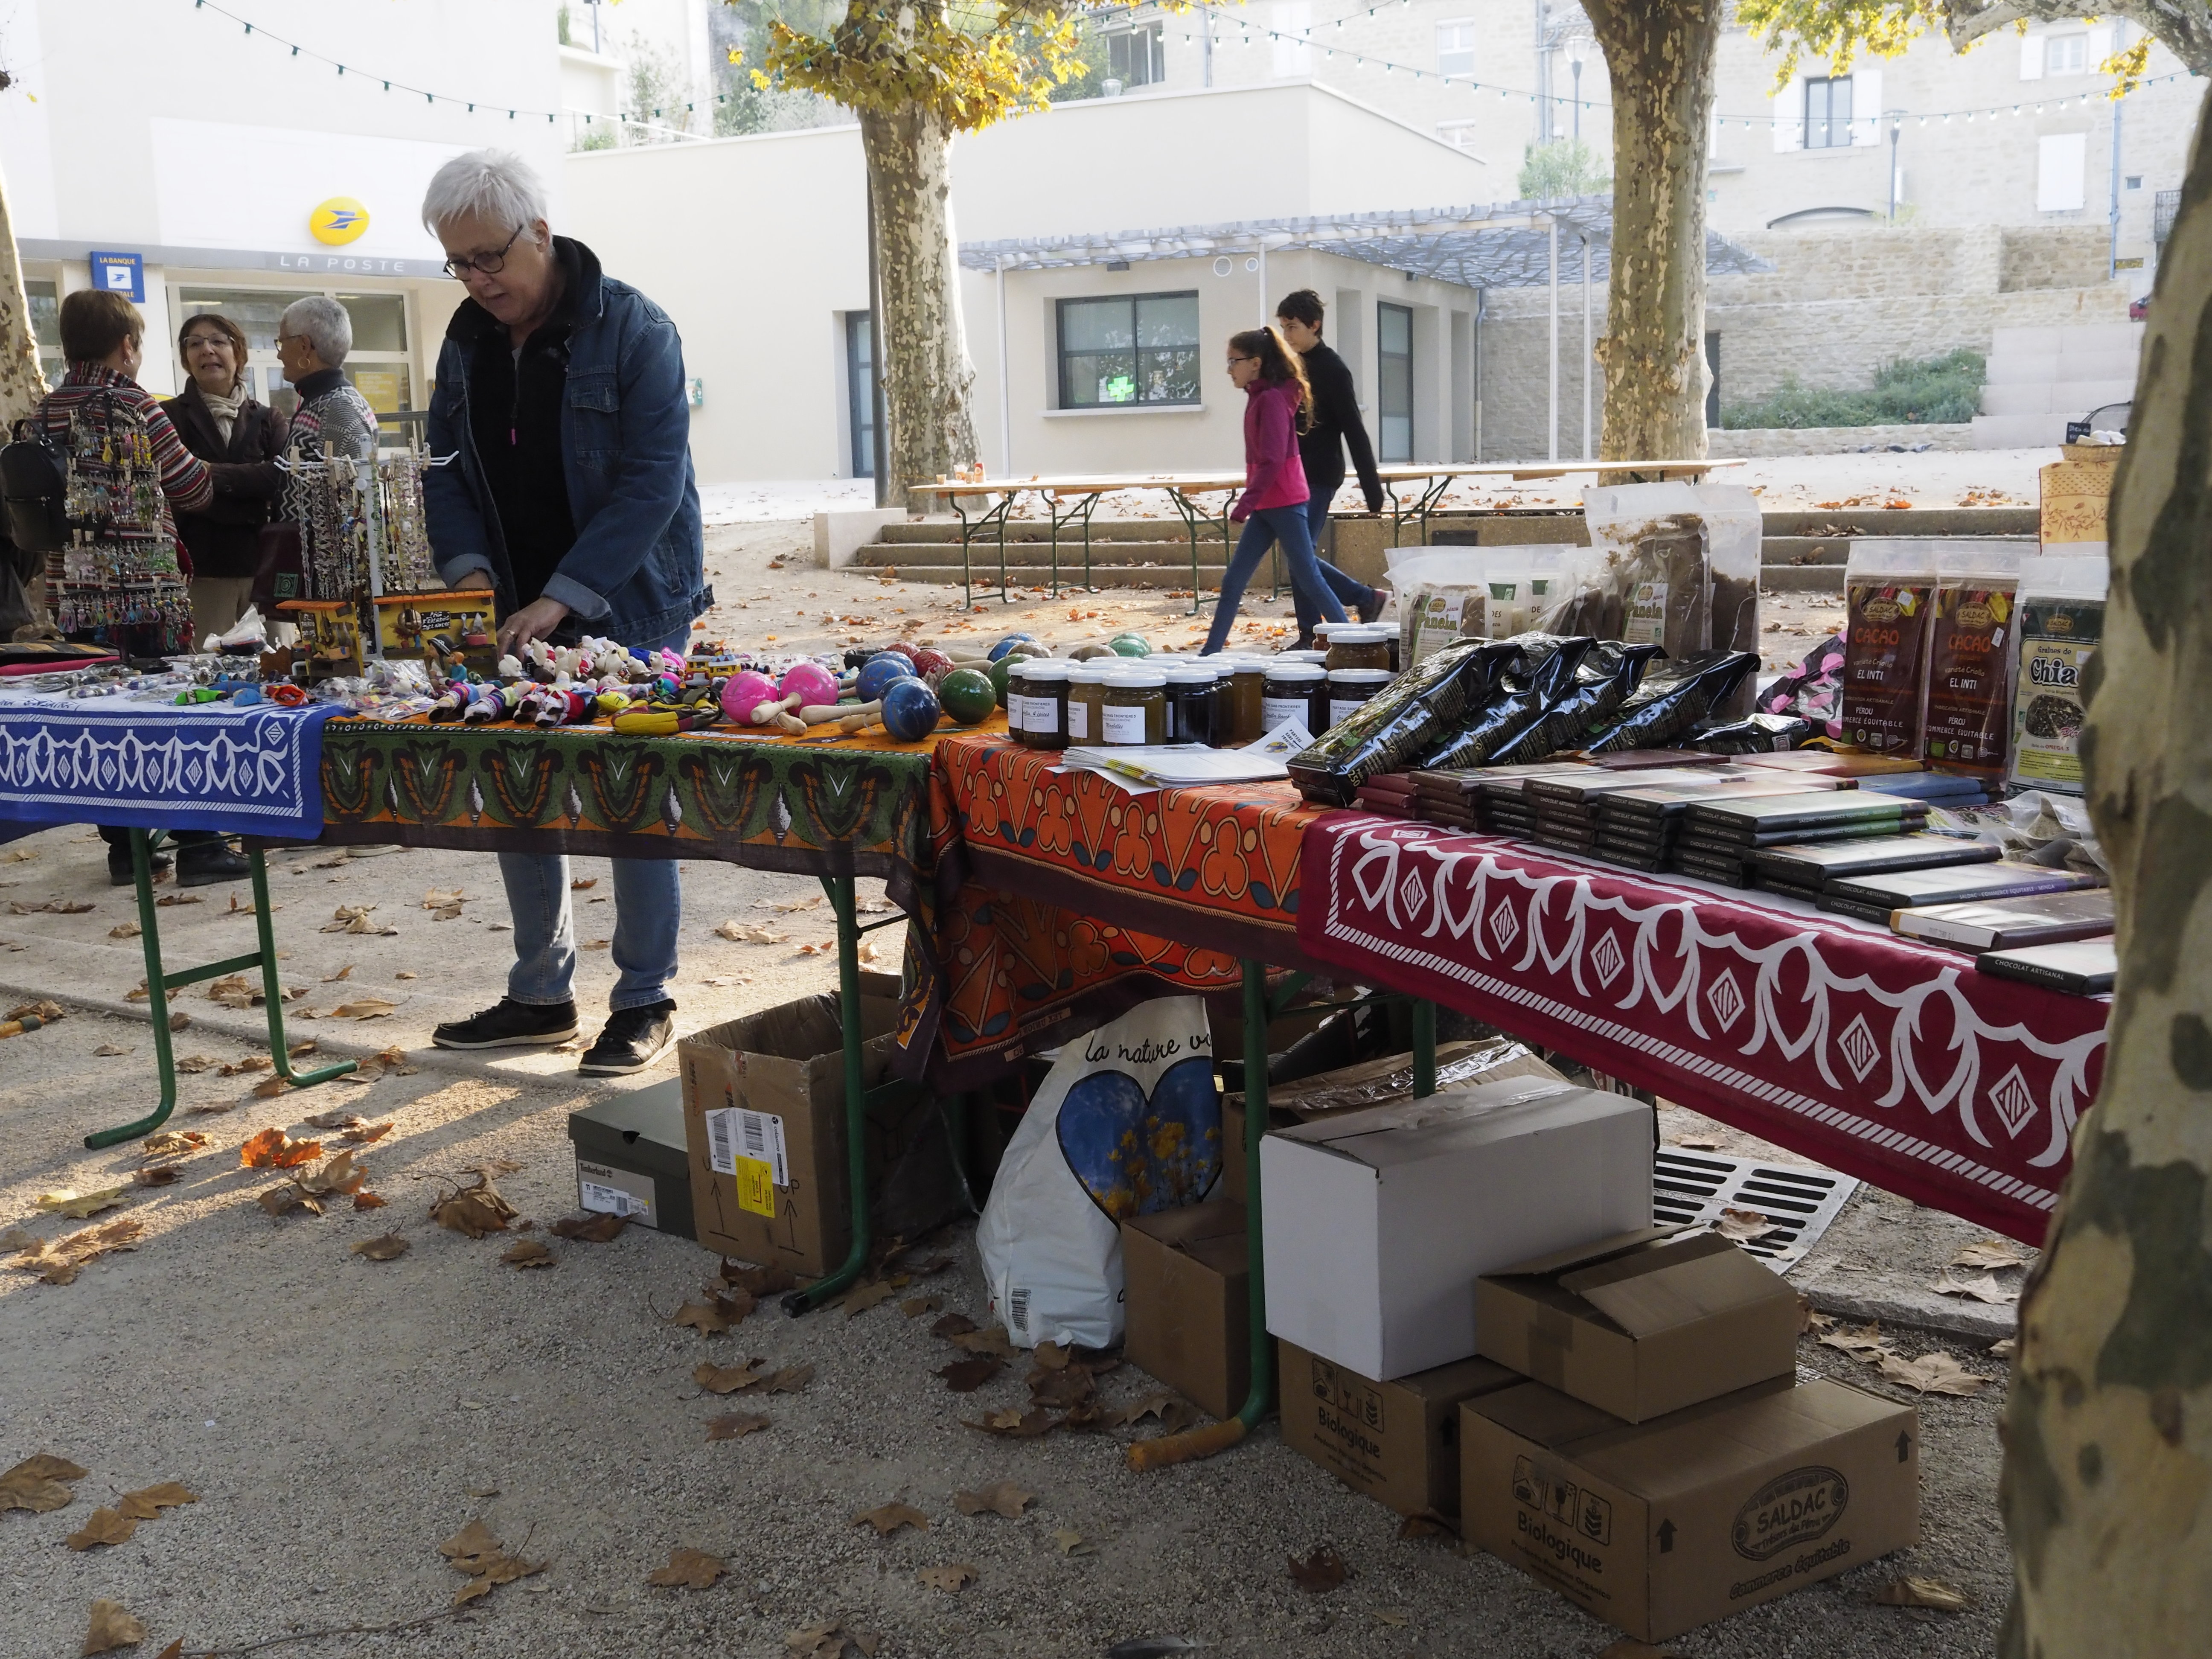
[1161,662,1220,746]
[1324,624,1394,673]
[1064,663,1109,746]
[1325,667,1394,730]
[1100,667,1167,745]
[1260,661,1328,733]
[1017,661,1071,749]
[1216,655,1269,744]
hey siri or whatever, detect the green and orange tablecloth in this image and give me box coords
[923,732,1330,1084]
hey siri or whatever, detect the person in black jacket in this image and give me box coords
[1275,290,1388,644]
[163,312,289,642]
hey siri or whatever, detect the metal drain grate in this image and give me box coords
[1653,1148,1861,1274]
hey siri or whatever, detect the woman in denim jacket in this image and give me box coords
[419,148,712,1076]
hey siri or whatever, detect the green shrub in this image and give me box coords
[1720,348,1986,429]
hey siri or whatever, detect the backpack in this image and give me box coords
[0,425,67,555]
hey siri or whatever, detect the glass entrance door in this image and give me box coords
[1378,302,1414,462]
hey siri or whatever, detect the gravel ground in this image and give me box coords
[0,506,2018,1658]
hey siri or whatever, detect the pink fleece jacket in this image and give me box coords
[1231,378,1310,521]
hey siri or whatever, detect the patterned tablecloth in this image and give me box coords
[1296,814,2110,1244]
[923,733,1326,1084]
[0,691,335,841]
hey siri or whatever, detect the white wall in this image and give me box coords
[563,125,870,481]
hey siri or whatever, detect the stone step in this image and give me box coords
[1759,508,2039,536]
[1760,565,1846,594]
[1761,537,1854,568]
[879,519,1225,546]
[1972,413,2073,448]
[893,562,1231,590]
[858,538,1220,571]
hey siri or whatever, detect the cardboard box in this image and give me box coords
[1278,1339,1520,1518]
[1476,1229,1800,1422]
[679,974,914,1277]
[1222,1043,1565,1205]
[1461,1377,1920,1643]
[1259,1077,1652,1380]
[568,1078,695,1239]
[1121,1202,1249,1421]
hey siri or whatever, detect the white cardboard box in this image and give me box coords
[1259,1078,1652,1381]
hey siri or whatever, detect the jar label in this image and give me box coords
[1262,694,1311,731]
[1006,692,1032,732]
[1101,703,1148,745]
[1067,700,1089,742]
[1328,697,1366,727]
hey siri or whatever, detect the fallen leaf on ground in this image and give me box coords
[1030,1367,1096,1409]
[1871,1575,1973,1612]
[1396,1511,1455,1541]
[240,1128,320,1169]
[917,1563,977,1592]
[931,1312,978,1338]
[116,1482,197,1520]
[0,1452,85,1512]
[331,996,399,1020]
[1712,1206,1785,1243]
[503,1240,555,1269]
[1878,1350,1986,1395]
[465,1154,523,1177]
[765,1364,814,1393]
[1961,1237,2033,1272]
[714,920,787,945]
[648,1547,725,1589]
[953,1480,1033,1519]
[292,1151,365,1199]
[131,1167,178,1189]
[853,1502,928,1536]
[36,1187,129,1220]
[670,1299,729,1333]
[67,1506,137,1550]
[6,1217,143,1284]
[352,1191,388,1211]
[303,1108,365,1129]
[1289,1544,1348,1593]
[141,1130,209,1158]
[438,1518,545,1605]
[967,1408,1056,1439]
[1933,1273,2018,1305]
[352,1233,408,1260]
[322,904,395,935]
[763,894,823,913]
[340,1121,395,1145]
[95,1043,131,1055]
[840,1280,896,1317]
[174,1055,218,1074]
[82,1600,146,1654]
[257,1184,318,1219]
[901,1294,943,1318]
[322,964,355,983]
[948,1325,1014,1358]
[206,975,257,1009]
[550,1211,629,1243]
[432,1175,518,1237]
[694,1359,769,1394]
[1111,1391,1199,1433]
[571,878,597,890]
[786,1621,880,1658]
[157,893,202,907]
[707,1412,769,1441]
[250,1076,293,1100]
[719,1260,798,1297]
[938,1357,1004,1393]
[1816,1321,1892,1361]
[1372,1610,1409,1627]
[1053,1526,1089,1555]
[1989,1337,2018,1359]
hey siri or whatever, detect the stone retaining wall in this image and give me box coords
[1704,423,1976,457]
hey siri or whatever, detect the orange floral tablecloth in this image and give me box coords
[915,733,1327,1085]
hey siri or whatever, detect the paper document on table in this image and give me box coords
[1245,718,1313,759]
[1061,745,1292,787]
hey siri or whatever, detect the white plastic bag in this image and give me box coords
[978,995,1219,1350]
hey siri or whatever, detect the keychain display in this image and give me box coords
[43,393,192,651]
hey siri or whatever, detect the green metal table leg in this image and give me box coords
[784,872,873,1315]
[84,836,356,1150]
[1412,997,1437,1098]
[951,496,975,610]
[1236,955,1275,1431]
[1413,474,1452,547]
[1169,491,1204,618]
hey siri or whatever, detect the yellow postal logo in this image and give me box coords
[310,197,371,246]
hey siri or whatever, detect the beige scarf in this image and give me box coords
[198,380,248,445]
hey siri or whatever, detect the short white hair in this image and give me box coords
[282,295,352,366]
[421,149,550,236]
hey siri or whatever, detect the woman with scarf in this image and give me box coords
[162,311,288,641]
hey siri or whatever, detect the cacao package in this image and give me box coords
[1922,542,2025,777]
[1288,639,1515,806]
[1492,640,1664,765]
[2007,555,2107,795]
[1841,540,1940,756]
[1579,651,1760,755]
[1417,635,1595,771]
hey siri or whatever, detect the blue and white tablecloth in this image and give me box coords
[0,692,335,841]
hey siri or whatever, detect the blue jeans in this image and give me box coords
[500,625,687,1012]
[1291,495,1376,640]
[1204,503,1347,654]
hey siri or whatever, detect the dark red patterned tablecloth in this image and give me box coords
[1297,814,2109,1244]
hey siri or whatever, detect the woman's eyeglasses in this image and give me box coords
[442,226,525,278]
[181,336,235,353]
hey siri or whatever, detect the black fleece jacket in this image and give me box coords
[1296,340,1385,514]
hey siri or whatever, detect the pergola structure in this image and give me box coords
[959,196,1771,463]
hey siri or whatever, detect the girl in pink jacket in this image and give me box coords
[1202,327,1348,654]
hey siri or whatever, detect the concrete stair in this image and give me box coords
[1973,323,2141,449]
[850,507,2043,596]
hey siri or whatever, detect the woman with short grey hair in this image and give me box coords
[276,295,378,460]
[420,148,548,239]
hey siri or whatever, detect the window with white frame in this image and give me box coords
[2038,131,2089,212]
[1058,292,1201,407]
[2045,32,2087,75]
[1805,75,1852,149]
[1437,122,1481,152]
[1107,21,1165,87]
[1437,20,1475,78]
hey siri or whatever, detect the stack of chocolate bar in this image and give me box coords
[1525,768,1752,859]
[1674,793,1931,888]
[1749,834,2002,904]
[1352,772,1418,818]
[1582,774,1848,874]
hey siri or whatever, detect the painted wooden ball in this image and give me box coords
[881,676,943,742]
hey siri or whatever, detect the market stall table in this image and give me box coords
[0,689,360,1146]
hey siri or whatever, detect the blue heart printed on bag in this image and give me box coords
[1054,1055,1220,1222]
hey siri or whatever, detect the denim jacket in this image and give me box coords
[424,237,711,646]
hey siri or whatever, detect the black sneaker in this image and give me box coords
[579,1001,677,1075]
[433,998,580,1050]
[176,841,251,887]
[108,848,174,886]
